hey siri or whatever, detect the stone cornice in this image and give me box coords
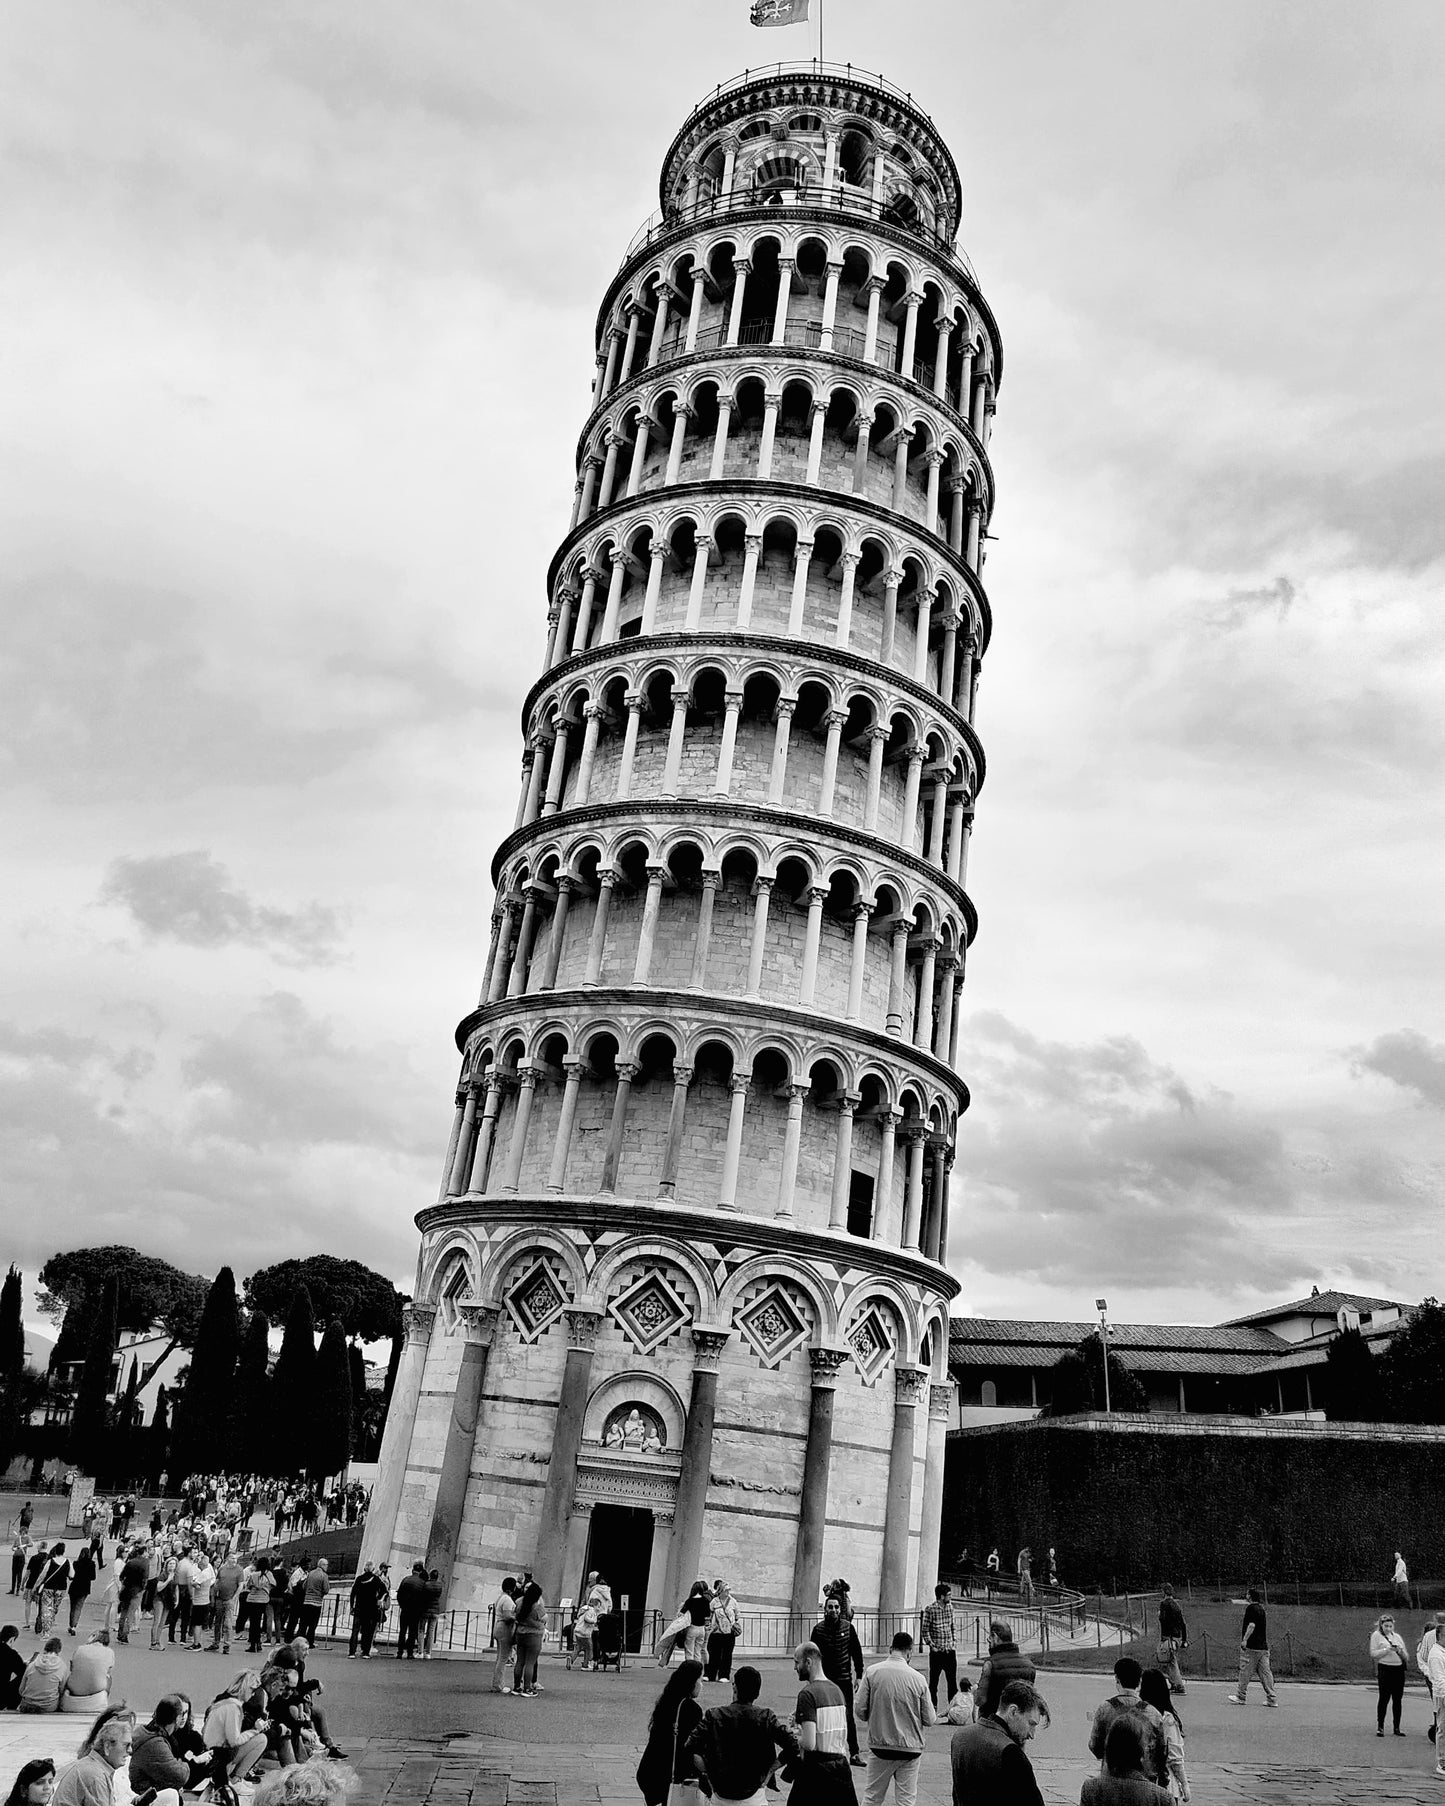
[548,475,993,657]
[414,1190,962,1306]
[454,982,972,1112]
[488,797,980,944]
[576,340,995,508]
[521,627,986,793]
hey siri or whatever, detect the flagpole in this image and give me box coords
[818,0,824,66]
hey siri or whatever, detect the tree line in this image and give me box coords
[1,1248,406,1485]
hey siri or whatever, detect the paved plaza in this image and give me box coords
[3,1625,1445,1805]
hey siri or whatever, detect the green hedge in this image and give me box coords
[943,1421,1445,1588]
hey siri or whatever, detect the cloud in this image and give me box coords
[100,850,344,966]
[1351,1030,1445,1110]
[180,991,432,1151]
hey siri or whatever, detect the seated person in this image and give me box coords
[0,1624,27,1711]
[1080,1718,1173,1806]
[53,1711,140,1806]
[251,1763,356,1806]
[4,1758,57,1806]
[131,1696,210,1796]
[201,1673,268,1785]
[61,1632,114,1714]
[270,1641,344,1759]
[18,1637,68,1714]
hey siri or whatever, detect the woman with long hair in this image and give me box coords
[76,1702,135,1760]
[1139,1669,1190,1802]
[511,1582,547,1699]
[3,1760,56,1806]
[33,1544,71,1636]
[636,1660,704,1806]
[202,1671,269,1784]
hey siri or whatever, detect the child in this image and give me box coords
[946,1676,977,1725]
[570,1600,599,1670]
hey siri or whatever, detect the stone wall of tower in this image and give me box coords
[361,65,1001,1638]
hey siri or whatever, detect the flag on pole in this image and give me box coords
[750,0,810,25]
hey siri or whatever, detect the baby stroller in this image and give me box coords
[593,1609,624,1672]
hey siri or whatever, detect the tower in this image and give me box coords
[363,64,1000,1631]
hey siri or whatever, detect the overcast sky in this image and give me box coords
[3,1,1443,1329]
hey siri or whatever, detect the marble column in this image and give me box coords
[658,1064,694,1198]
[599,1061,638,1193]
[789,1346,849,1614]
[466,1080,503,1193]
[915,1382,955,1601]
[534,1309,602,1603]
[546,1058,587,1193]
[689,872,719,988]
[878,1365,929,1618]
[663,1328,730,1603]
[499,1069,538,1194]
[358,1302,437,1573]
[423,1304,501,1601]
[774,1082,808,1219]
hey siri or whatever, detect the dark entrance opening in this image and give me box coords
[584,1503,656,1652]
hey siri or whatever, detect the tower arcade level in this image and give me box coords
[363,66,1001,1629]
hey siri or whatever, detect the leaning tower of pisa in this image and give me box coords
[362,64,1000,1636]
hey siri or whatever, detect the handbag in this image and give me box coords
[666,1704,701,1806]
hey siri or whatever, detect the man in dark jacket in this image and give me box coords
[117,1546,148,1644]
[950,1680,1050,1805]
[1156,1585,1187,1695]
[683,1665,800,1801]
[395,1562,428,1660]
[811,1593,866,1765]
[977,1622,1036,1719]
[349,1560,388,1658]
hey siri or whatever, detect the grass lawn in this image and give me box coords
[1044,1599,1439,1685]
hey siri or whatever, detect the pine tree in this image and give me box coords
[0,1267,24,1379]
[233,1310,271,1473]
[269,1285,316,1476]
[311,1320,353,1479]
[171,1268,240,1478]
[68,1275,118,1470]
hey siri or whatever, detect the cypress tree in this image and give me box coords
[269,1285,316,1475]
[312,1320,353,1479]
[348,1341,367,1452]
[233,1310,271,1473]
[171,1268,240,1478]
[0,1267,24,1379]
[68,1275,118,1470]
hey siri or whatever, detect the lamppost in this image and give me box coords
[1096,1298,1111,1414]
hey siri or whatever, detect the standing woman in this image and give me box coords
[34,1544,71,1635]
[705,1582,739,1684]
[1139,1669,1190,1802]
[1371,1613,1410,1737]
[68,1543,97,1637]
[511,1581,547,1699]
[635,1660,704,1806]
[490,1579,517,1694]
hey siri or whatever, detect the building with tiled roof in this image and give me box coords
[949,1288,1410,1428]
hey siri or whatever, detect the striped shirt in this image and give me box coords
[921,1599,956,1651]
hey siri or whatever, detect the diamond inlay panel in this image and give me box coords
[505,1260,567,1343]
[737,1284,810,1369]
[609,1269,690,1353]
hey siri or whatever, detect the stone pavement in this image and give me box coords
[5,1644,1445,1804]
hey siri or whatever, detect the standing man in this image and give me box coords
[920,1584,958,1712]
[395,1561,427,1660]
[976,1621,1036,1720]
[1156,1585,1187,1695]
[10,1524,31,1596]
[1392,1551,1410,1608]
[950,1678,1050,1806]
[854,1633,936,1806]
[299,1557,329,1644]
[789,1641,856,1804]
[210,1550,244,1655]
[1227,1587,1278,1708]
[683,1665,800,1805]
[812,1591,866,1767]
[348,1561,387,1659]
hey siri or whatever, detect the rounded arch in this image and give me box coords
[717,1253,839,1344]
[589,1236,722,1326]
[480,1225,589,1309]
